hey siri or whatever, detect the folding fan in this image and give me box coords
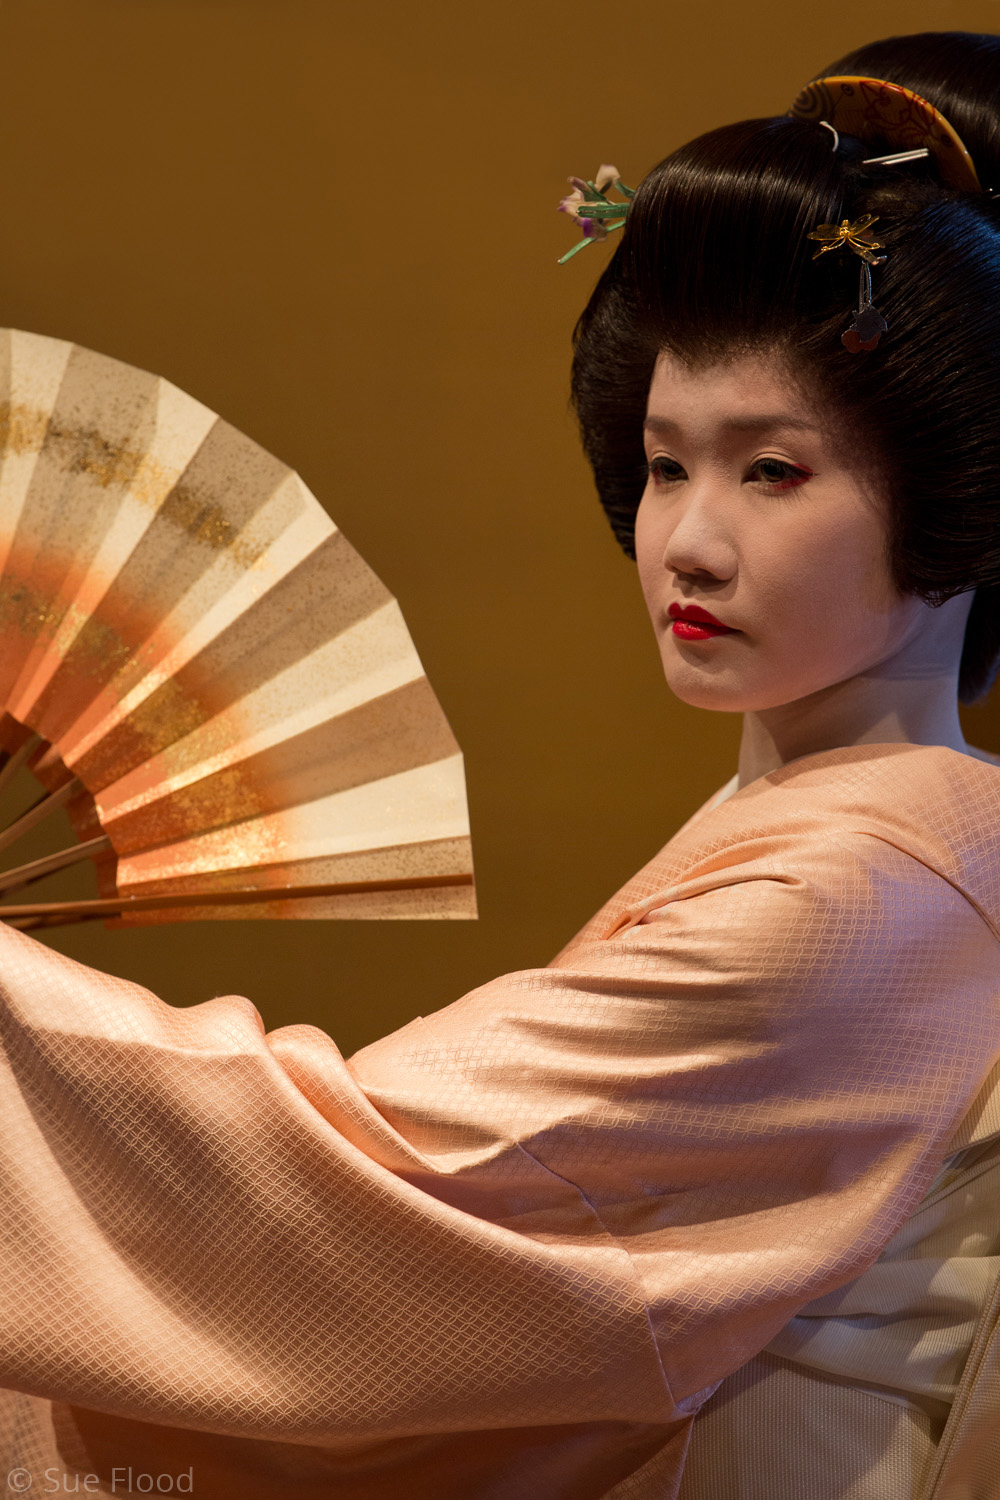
[0,329,475,928]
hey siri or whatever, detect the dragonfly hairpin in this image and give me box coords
[806,213,886,264]
[807,215,889,352]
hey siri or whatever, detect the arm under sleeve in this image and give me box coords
[0,831,997,1454]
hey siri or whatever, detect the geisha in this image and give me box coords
[0,26,999,1500]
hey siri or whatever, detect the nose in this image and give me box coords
[658,480,737,585]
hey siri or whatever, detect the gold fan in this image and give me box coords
[0,329,475,928]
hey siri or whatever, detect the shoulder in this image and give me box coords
[726,743,1000,924]
[559,744,1000,955]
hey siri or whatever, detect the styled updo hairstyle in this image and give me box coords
[571,31,1000,701]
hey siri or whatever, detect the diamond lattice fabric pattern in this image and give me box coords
[0,742,999,1497]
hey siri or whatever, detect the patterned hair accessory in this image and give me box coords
[788,76,981,190]
[557,165,635,263]
[791,75,987,353]
[807,214,889,353]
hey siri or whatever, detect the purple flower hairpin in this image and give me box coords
[558,164,635,262]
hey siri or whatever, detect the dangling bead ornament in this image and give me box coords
[841,260,888,353]
[806,214,889,354]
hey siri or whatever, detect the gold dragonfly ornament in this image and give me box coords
[807,213,886,264]
[807,215,889,352]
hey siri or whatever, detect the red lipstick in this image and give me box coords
[668,602,737,641]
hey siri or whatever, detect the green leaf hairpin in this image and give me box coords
[557,164,635,263]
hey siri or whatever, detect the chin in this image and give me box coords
[666,679,756,713]
[662,662,753,712]
[660,649,832,714]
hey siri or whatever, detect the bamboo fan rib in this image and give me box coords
[0,329,475,926]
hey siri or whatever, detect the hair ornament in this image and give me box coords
[841,261,888,353]
[862,147,931,168]
[557,165,635,263]
[806,214,889,352]
[788,76,981,191]
[819,120,840,153]
[793,75,988,355]
[806,214,889,353]
[807,213,885,263]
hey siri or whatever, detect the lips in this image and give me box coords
[667,602,737,641]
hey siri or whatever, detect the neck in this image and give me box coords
[737,669,973,789]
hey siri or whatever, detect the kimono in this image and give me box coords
[0,739,998,1498]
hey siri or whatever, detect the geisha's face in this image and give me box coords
[635,350,969,718]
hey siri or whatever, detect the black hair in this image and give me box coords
[570,31,1000,701]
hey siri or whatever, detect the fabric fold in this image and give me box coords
[0,742,997,1497]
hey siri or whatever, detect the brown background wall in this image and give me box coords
[1,0,997,1053]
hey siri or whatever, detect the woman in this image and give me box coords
[2,28,1000,1500]
[567,31,1000,1497]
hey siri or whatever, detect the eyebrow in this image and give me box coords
[643,414,823,436]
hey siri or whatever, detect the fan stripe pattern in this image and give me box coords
[0,330,475,924]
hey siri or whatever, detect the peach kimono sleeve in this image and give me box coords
[0,822,998,1496]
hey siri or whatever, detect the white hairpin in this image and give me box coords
[819,120,840,153]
